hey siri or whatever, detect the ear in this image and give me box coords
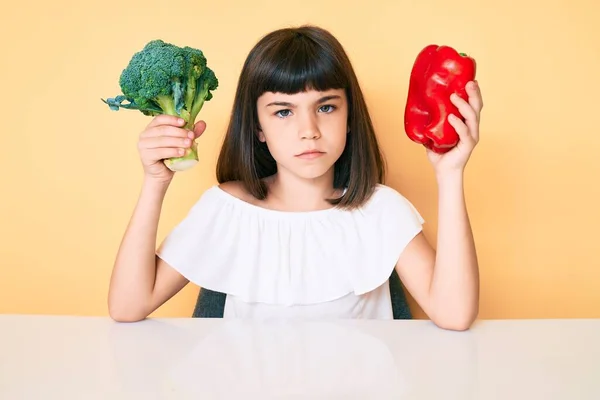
[256,126,266,142]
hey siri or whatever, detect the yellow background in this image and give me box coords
[1,0,598,319]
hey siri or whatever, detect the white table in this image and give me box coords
[1,315,598,399]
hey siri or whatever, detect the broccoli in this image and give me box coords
[102,39,219,171]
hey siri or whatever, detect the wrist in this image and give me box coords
[435,168,464,187]
[142,176,171,196]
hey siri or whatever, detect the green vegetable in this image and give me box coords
[102,39,219,171]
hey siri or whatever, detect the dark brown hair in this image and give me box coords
[215,25,386,209]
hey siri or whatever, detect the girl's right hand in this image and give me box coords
[137,115,207,184]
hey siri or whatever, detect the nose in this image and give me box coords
[298,113,321,140]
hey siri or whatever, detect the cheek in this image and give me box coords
[332,135,348,156]
[259,118,292,144]
[326,119,348,147]
[260,129,291,156]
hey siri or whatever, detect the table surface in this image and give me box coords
[1,315,599,399]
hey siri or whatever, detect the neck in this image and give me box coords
[265,169,338,212]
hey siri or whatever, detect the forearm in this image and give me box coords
[108,178,170,321]
[429,171,480,329]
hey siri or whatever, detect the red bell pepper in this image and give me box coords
[404,44,477,153]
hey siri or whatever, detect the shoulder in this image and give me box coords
[218,180,249,200]
[190,180,255,209]
[217,180,265,207]
[365,184,421,211]
[369,183,407,201]
[356,184,426,228]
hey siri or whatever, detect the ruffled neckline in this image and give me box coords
[210,185,344,221]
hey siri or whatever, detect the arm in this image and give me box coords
[108,114,206,322]
[395,171,479,331]
[396,80,483,331]
[108,178,189,322]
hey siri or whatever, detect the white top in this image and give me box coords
[156,183,425,320]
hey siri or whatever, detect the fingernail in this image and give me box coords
[188,131,194,138]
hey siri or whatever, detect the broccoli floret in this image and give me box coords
[102,39,219,171]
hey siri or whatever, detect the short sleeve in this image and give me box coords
[348,184,425,295]
[155,187,234,283]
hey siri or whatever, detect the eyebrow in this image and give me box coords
[265,95,341,108]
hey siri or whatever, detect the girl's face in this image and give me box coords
[256,88,348,181]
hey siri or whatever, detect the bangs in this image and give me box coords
[251,32,348,96]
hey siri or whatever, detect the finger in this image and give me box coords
[146,147,188,161]
[193,120,207,139]
[450,93,479,139]
[466,80,483,114]
[140,135,192,150]
[451,93,477,122]
[448,113,475,145]
[141,125,192,139]
[146,114,187,129]
[425,147,441,160]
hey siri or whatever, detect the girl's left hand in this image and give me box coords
[427,80,483,175]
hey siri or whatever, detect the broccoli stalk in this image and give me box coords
[154,94,177,116]
[190,69,217,124]
[101,40,218,172]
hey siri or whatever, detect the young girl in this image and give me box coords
[108,25,483,331]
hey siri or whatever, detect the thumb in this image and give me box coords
[193,120,207,139]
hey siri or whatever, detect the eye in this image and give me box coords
[275,109,292,118]
[319,105,336,113]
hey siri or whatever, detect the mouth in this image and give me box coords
[295,150,325,159]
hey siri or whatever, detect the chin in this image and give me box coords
[296,171,332,180]
[284,163,336,181]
